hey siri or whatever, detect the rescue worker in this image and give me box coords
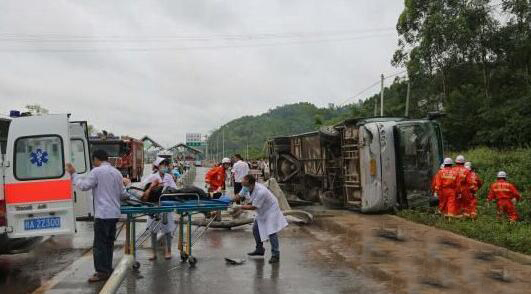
[205,157,231,195]
[238,174,288,264]
[453,155,470,216]
[433,158,461,217]
[463,162,483,219]
[142,157,177,260]
[231,154,250,203]
[66,150,127,282]
[487,171,521,223]
[432,163,445,199]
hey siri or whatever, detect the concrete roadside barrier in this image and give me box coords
[99,255,134,294]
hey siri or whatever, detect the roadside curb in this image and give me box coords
[389,215,531,266]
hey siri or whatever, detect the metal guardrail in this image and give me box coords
[99,255,134,294]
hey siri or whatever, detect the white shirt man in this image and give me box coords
[232,155,250,196]
[67,150,127,282]
[71,162,125,219]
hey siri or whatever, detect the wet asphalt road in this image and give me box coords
[0,221,93,294]
[116,224,367,294]
[113,167,369,294]
[1,166,531,294]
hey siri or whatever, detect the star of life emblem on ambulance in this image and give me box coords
[30,148,49,167]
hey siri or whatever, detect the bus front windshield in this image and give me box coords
[396,122,443,208]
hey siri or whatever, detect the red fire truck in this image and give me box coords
[89,135,144,182]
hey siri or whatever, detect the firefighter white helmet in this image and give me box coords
[455,155,465,164]
[464,161,472,170]
[443,158,453,165]
[221,157,231,164]
[497,171,507,178]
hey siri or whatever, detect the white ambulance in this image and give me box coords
[0,113,93,254]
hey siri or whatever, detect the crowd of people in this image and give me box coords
[68,150,288,282]
[432,155,522,223]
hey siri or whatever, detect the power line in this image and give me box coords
[0,27,395,42]
[338,81,381,106]
[338,70,408,106]
[0,32,395,53]
[384,69,407,79]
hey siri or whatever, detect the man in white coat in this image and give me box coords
[239,174,288,264]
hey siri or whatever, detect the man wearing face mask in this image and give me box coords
[236,175,288,264]
[142,157,177,260]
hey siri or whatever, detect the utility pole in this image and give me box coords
[222,127,225,159]
[380,74,385,116]
[216,132,219,162]
[373,97,377,116]
[204,134,209,162]
[246,141,249,160]
[405,78,411,117]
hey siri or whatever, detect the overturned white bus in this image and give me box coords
[267,116,444,212]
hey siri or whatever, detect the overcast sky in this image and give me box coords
[0,0,405,146]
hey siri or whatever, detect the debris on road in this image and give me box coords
[224,257,246,265]
[264,178,291,211]
[265,177,314,225]
[283,210,314,225]
[374,227,405,242]
[488,268,512,283]
[188,217,253,228]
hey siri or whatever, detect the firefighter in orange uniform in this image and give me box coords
[463,162,483,219]
[205,157,231,194]
[487,171,521,223]
[432,163,445,197]
[453,155,470,216]
[434,158,460,217]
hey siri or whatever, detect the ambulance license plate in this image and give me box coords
[24,217,61,231]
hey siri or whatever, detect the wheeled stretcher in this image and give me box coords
[120,192,229,270]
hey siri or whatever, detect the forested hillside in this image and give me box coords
[207,102,353,159]
[208,0,530,159]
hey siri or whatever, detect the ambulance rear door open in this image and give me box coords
[70,121,94,219]
[4,114,75,238]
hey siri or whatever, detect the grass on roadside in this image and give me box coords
[398,147,531,255]
[398,207,531,255]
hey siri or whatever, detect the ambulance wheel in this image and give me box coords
[188,256,197,266]
[133,262,140,270]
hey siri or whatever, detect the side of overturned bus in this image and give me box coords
[0,114,93,254]
[267,117,443,212]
